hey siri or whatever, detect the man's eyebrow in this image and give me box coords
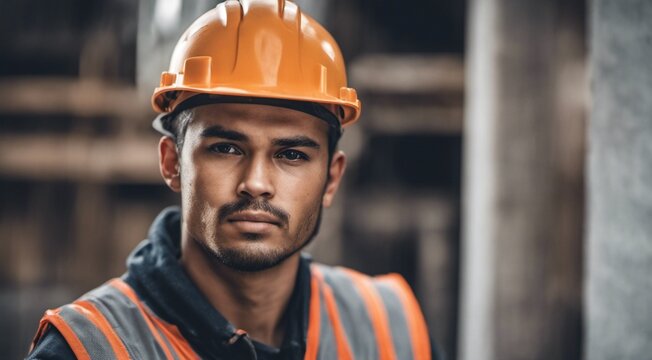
[272,136,321,149]
[199,125,248,141]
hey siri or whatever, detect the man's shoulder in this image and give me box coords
[26,280,119,359]
[310,262,423,324]
[311,262,415,299]
[26,278,156,359]
[27,325,76,360]
[309,262,439,359]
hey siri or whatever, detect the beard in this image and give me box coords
[202,197,324,272]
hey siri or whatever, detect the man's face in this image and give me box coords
[161,103,345,272]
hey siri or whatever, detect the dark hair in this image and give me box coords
[170,109,194,150]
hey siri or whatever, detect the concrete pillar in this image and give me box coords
[586,1,652,359]
[460,0,585,359]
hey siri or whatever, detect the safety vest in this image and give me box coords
[30,264,431,360]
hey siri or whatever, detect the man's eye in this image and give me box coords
[209,144,241,155]
[277,149,308,161]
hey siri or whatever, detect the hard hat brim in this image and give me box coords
[152,93,344,139]
[152,86,361,127]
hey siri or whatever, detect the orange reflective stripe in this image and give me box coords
[379,274,431,360]
[343,268,397,360]
[71,300,131,359]
[42,309,92,360]
[304,274,321,360]
[109,279,176,360]
[312,267,353,360]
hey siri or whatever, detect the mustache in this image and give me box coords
[217,198,290,227]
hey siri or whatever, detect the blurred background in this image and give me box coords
[1,0,651,359]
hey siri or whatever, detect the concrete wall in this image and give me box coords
[586,1,652,359]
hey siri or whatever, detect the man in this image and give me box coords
[28,0,438,359]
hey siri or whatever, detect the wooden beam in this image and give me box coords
[460,0,586,359]
[363,104,463,135]
[350,55,464,95]
[0,78,151,118]
[0,135,161,183]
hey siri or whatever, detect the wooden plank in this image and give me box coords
[350,55,464,94]
[0,78,150,118]
[0,135,161,183]
[363,104,463,134]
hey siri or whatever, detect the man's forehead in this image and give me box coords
[189,103,330,138]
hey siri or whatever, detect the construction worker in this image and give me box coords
[28,0,440,359]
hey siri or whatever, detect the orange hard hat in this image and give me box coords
[151,0,361,127]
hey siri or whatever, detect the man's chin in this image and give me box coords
[213,245,298,272]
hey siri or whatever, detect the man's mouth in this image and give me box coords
[226,211,282,232]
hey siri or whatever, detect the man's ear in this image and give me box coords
[159,136,181,192]
[322,151,347,208]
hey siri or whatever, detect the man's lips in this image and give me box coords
[226,211,282,234]
[226,212,282,226]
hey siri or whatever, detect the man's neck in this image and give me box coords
[180,234,299,348]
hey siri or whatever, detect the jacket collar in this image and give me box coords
[123,206,310,359]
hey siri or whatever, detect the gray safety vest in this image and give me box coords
[30,264,431,359]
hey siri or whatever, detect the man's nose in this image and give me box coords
[236,155,275,199]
